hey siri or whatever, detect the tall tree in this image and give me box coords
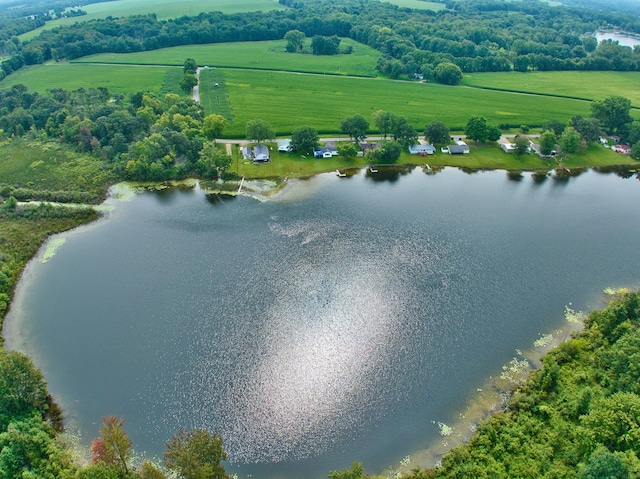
[434,62,463,85]
[246,119,275,143]
[571,116,602,144]
[284,30,305,53]
[513,136,530,157]
[390,115,417,147]
[591,96,632,134]
[183,58,197,74]
[539,130,557,156]
[164,429,229,479]
[202,114,227,144]
[559,126,581,154]
[372,110,394,139]
[424,120,450,145]
[340,114,369,143]
[179,73,198,93]
[465,116,488,143]
[291,125,319,154]
[99,416,132,475]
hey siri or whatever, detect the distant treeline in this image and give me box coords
[1,0,640,82]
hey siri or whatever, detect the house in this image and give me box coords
[448,140,470,155]
[278,139,293,152]
[253,144,270,162]
[360,142,380,152]
[241,147,253,160]
[408,144,436,155]
[613,144,631,155]
[314,147,334,158]
[500,142,516,153]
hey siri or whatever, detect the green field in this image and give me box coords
[0,64,182,96]
[381,0,446,10]
[202,68,593,136]
[18,0,286,41]
[463,71,640,107]
[74,39,381,77]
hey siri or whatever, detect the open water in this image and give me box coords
[5,166,640,478]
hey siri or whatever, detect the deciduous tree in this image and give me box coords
[424,120,450,145]
[539,130,557,156]
[99,416,132,475]
[340,114,369,143]
[291,125,319,154]
[183,58,197,75]
[591,96,632,134]
[164,429,229,479]
[246,119,275,143]
[559,126,581,154]
[434,62,463,85]
[179,73,198,93]
[202,114,227,144]
[465,116,488,143]
[284,30,305,52]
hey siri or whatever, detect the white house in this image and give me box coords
[278,139,293,152]
[253,144,270,162]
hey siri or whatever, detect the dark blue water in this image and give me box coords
[5,167,640,478]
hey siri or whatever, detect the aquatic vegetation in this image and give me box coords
[564,304,586,324]
[533,334,553,348]
[40,237,66,263]
[438,422,454,437]
[499,357,530,384]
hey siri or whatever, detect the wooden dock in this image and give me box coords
[238,176,245,193]
[368,165,378,173]
[336,170,346,177]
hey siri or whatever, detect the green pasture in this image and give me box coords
[202,69,593,136]
[19,0,286,41]
[381,0,446,10]
[0,64,182,96]
[463,71,640,107]
[74,39,381,77]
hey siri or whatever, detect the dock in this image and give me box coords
[336,170,346,177]
[368,165,378,173]
[238,176,245,193]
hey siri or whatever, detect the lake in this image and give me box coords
[5,166,640,478]
[596,31,640,48]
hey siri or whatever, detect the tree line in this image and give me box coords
[1,0,640,83]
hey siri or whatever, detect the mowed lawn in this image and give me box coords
[202,69,594,136]
[74,39,381,77]
[463,71,640,107]
[0,64,179,95]
[19,0,286,41]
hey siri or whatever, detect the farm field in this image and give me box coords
[18,0,286,41]
[74,39,381,77]
[463,71,640,107]
[381,0,446,10]
[201,68,594,136]
[0,64,184,96]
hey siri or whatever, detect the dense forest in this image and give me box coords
[1,0,640,82]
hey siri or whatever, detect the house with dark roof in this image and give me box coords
[448,144,470,155]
